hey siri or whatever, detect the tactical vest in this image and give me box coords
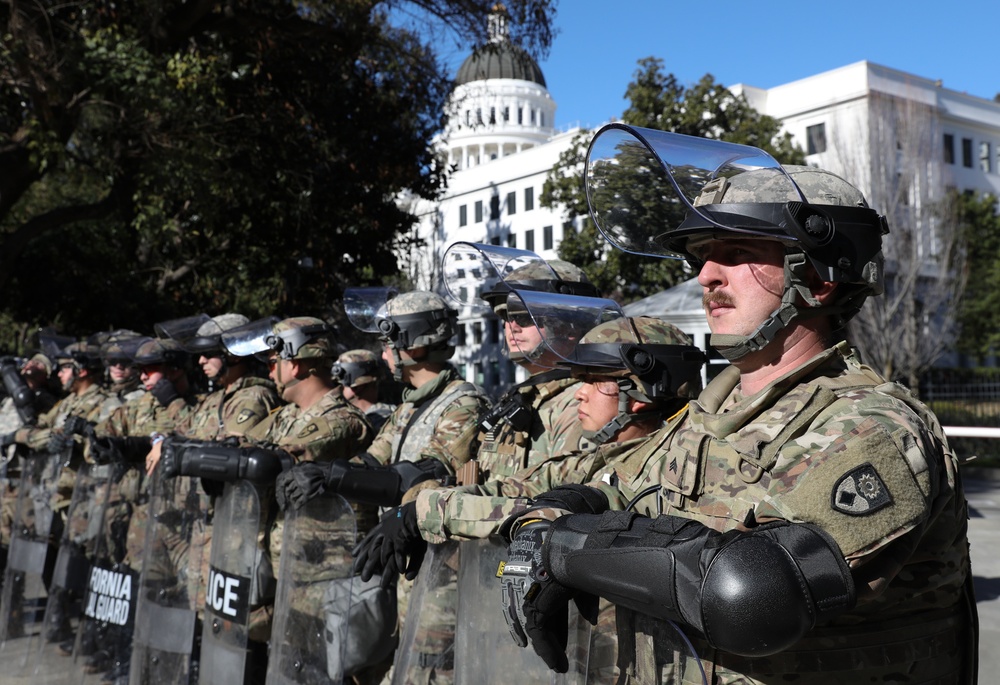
[476,374,580,482]
[611,344,974,684]
[391,380,480,465]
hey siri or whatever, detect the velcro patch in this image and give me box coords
[236,409,257,424]
[297,423,319,439]
[832,462,892,516]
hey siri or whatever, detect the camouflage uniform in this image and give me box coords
[335,349,396,434]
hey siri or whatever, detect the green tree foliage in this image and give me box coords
[544,57,805,301]
[955,191,1000,360]
[0,0,555,352]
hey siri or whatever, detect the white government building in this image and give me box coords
[399,13,1000,396]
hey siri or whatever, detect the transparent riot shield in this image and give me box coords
[198,479,262,685]
[33,461,115,675]
[454,538,589,685]
[0,449,66,664]
[390,541,460,685]
[70,464,142,685]
[128,470,211,685]
[266,490,356,685]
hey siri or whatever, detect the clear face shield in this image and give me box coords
[343,287,400,334]
[153,314,212,346]
[504,290,624,369]
[38,333,77,361]
[219,317,282,360]
[585,124,805,259]
[441,242,555,315]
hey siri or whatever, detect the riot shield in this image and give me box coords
[69,463,142,685]
[390,541,460,685]
[266,490,356,685]
[128,469,211,685]
[198,479,263,685]
[0,449,66,661]
[454,538,589,685]
[32,461,115,675]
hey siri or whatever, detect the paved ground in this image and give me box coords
[0,474,997,683]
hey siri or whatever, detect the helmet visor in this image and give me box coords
[585,124,804,258]
[344,287,399,333]
[153,314,211,344]
[220,316,281,358]
[505,290,624,367]
[441,242,553,313]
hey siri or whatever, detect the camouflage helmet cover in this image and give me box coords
[269,316,335,360]
[485,259,598,315]
[57,341,105,371]
[332,349,382,388]
[187,313,251,355]
[132,337,188,367]
[376,291,457,351]
[566,316,705,401]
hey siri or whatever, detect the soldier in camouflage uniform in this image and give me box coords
[98,330,147,405]
[358,315,704,684]
[135,314,283,677]
[227,317,373,682]
[82,337,201,680]
[279,291,489,685]
[499,125,976,684]
[334,348,396,434]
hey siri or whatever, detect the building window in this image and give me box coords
[525,229,535,252]
[980,141,992,173]
[530,109,536,125]
[459,205,467,227]
[506,233,516,248]
[503,106,510,123]
[475,200,483,223]
[506,191,516,215]
[543,225,553,250]
[540,112,545,127]
[490,107,496,125]
[457,324,467,347]
[473,322,483,344]
[943,134,955,164]
[489,235,500,246]
[517,107,523,125]
[466,110,472,126]
[486,319,499,344]
[490,195,500,221]
[525,187,534,211]
[476,109,483,125]
[563,220,574,237]
[962,138,973,168]
[806,123,827,155]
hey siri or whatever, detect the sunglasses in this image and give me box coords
[504,312,534,328]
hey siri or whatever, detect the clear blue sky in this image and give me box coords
[444,0,1000,131]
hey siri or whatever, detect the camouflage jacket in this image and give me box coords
[14,383,122,451]
[365,366,489,474]
[94,389,200,439]
[474,373,589,483]
[175,376,282,440]
[245,387,372,464]
[586,342,973,683]
[416,434,656,544]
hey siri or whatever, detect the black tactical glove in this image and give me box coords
[275,461,337,511]
[62,415,93,437]
[352,502,426,590]
[0,432,15,448]
[47,430,75,455]
[149,378,180,407]
[159,438,187,479]
[500,519,598,673]
[89,436,122,464]
[498,484,611,542]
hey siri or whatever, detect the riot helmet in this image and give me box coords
[372,291,457,382]
[332,349,383,389]
[186,313,250,357]
[561,316,704,444]
[132,337,188,368]
[266,317,336,361]
[585,123,888,361]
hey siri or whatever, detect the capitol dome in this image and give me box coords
[456,42,546,87]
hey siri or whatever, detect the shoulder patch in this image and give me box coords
[831,462,892,516]
[236,409,258,424]
[297,423,320,439]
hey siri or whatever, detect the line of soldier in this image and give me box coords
[0,125,977,685]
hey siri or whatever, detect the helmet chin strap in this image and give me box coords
[585,380,643,446]
[709,252,825,362]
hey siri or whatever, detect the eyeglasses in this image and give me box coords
[504,312,534,328]
[267,357,280,370]
[105,359,131,368]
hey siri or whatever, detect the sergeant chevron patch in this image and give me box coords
[831,462,892,516]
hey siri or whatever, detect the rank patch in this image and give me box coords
[236,409,257,424]
[831,462,892,516]
[297,423,319,439]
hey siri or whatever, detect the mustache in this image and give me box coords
[703,291,735,309]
